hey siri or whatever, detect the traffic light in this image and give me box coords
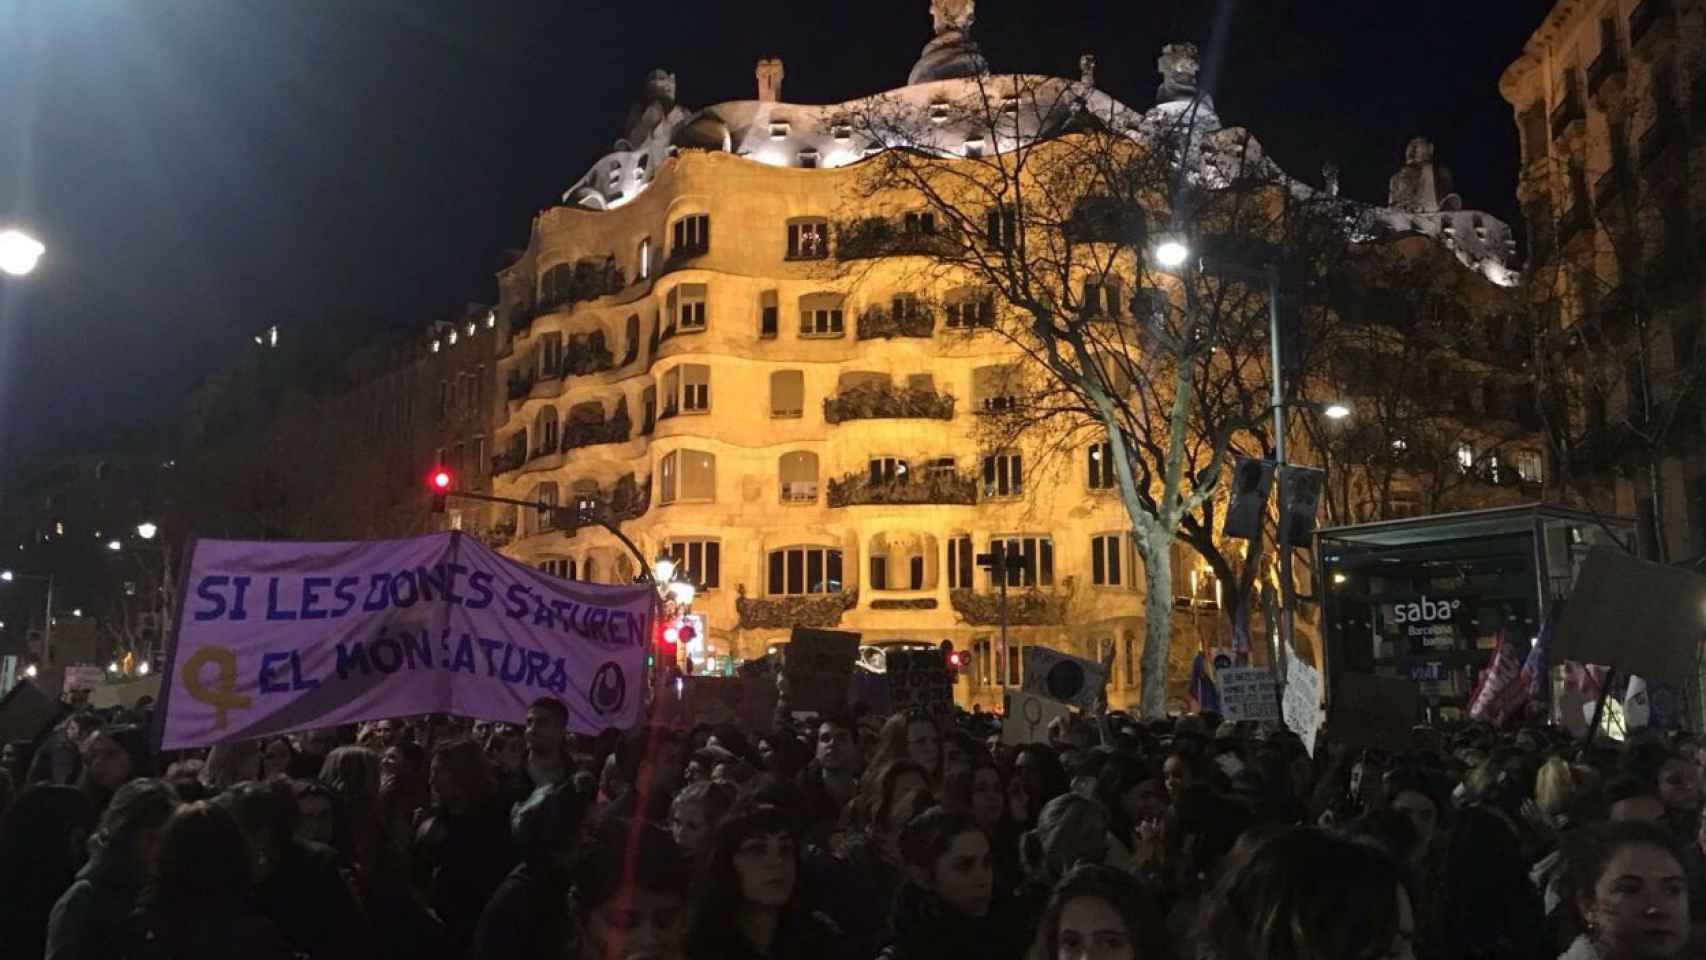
[428,468,453,513]
[941,639,964,671]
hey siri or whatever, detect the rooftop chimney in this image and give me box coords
[756,58,785,102]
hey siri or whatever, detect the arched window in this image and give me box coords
[779,451,819,503]
[533,407,560,455]
[540,263,574,308]
[637,237,652,281]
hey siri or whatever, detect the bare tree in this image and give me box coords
[835,67,1357,713]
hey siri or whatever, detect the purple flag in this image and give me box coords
[155,532,654,750]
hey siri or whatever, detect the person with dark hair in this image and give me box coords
[1341,808,1422,866]
[1426,804,1545,960]
[290,779,338,847]
[79,724,151,814]
[416,737,517,958]
[0,784,95,960]
[469,783,591,960]
[882,808,1009,960]
[1606,776,1668,824]
[1194,827,1416,960]
[685,803,839,960]
[1557,820,1690,960]
[567,820,691,960]
[31,712,97,786]
[524,696,572,788]
[218,777,369,960]
[600,724,689,827]
[262,736,299,780]
[1094,754,1153,865]
[123,801,296,960]
[871,711,944,790]
[1,737,32,785]
[797,715,861,841]
[1026,863,1174,960]
[377,740,429,858]
[45,778,180,960]
[1011,744,1071,828]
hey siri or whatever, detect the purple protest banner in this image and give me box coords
[154,532,654,750]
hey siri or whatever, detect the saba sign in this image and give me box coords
[1386,595,1470,652]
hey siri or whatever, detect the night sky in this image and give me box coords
[0,0,1552,461]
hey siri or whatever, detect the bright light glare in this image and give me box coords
[431,471,452,490]
[1323,403,1352,421]
[652,556,677,583]
[0,229,45,276]
[72,608,82,617]
[1154,240,1190,269]
[668,581,696,606]
[24,664,37,678]
[137,661,151,676]
[107,661,119,673]
[1,570,14,582]
[136,522,159,540]
[1332,572,1349,584]
[663,626,680,645]
[106,540,122,552]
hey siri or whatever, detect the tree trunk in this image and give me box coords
[1138,534,1174,717]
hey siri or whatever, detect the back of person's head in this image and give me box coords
[319,745,381,800]
[199,740,261,791]
[216,778,298,858]
[1195,827,1411,960]
[1094,754,1150,829]
[1603,775,1665,822]
[146,801,253,917]
[1169,783,1255,881]
[674,778,737,823]
[617,725,688,783]
[1437,805,1541,958]
[569,819,689,916]
[0,784,95,890]
[1536,755,1578,818]
[98,724,157,779]
[1022,792,1108,884]
[96,777,180,855]
[430,737,495,809]
[511,782,590,866]
[1340,809,1421,864]
[1029,863,1174,960]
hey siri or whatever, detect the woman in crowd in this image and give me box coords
[568,820,691,960]
[45,778,180,960]
[883,808,1007,960]
[1430,804,1545,960]
[415,737,517,958]
[872,710,943,792]
[291,779,339,847]
[965,750,1023,894]
[0,784,95,960]
[320,744,382,801]
[377,741,430,860]
[685,803,839,960]
[1010,744,1071,829]
[79,724,151,814]
[1094,754,1154,869]
[2,738,31,784]
[671,778,738,864]
[262,736,299,780]
[200,740,262,792]
[1557,821,1690,960]
[1026,864,1173,960]
[1194,827,1416,960]
[124,800,296,960]
[470,783,590,960]
[1019,793,1109,897]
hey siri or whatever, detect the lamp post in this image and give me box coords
[1,570,55,672]
[1154,241,1344,679]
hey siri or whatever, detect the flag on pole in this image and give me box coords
[1467,632,1529,726]
[1625,674,1651,731]
[1189,650,1220,712]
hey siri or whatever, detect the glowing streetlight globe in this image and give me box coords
[1153,239,1190,269]
[0,229,45,276]
[106,540,122,552]
[1323,402,1352,420]
[136,522,159,541]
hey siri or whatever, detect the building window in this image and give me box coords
[974,364,1021,412]
[868,456,908,485]
[668,283,707,332]
[538,332,564,379]
[473,436,486,475]
[1091,534,1124,586]
[1517,449,1544,483]
[787,219,829,259]
[1456,443,1475,472]
[1088,441,1115,489]
[641,385,657,435]
[982,451,1022,498]
[659,449,716,504]
[671,213,709,255]
[798,150,819,169]
[661,368,680,416]
[769,121,790,139]
[947,534,973,589]
[868,551,888,591]
[767,546,843,596]
[1122,630,1137,689]
[903,210,937,235]
[638,237,652,281]
[799,292,846,337]
[945,290,995,328]
[623,314,640,365]
[963,137,984,158]
[677,363,710,413]
[539,559,577,580]
[985,205,1016,249]
[988,535,1053,588]
[771,370,805,417]
[831,122,853,141]
[1082,276,1123,317]
[534,406,559,454]
[780,451,819,503]
[664,539,721,590]
[760,290,779,338]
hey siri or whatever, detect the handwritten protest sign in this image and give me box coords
[1022,646,1108,712]
[156,532,654,750]
[783,628,860,715]
[1282,649,1323,756]
[1003,689,1070,744]
[886,650,954,713]
[1219,667,1279,722]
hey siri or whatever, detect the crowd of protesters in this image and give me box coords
[0,690,1702,960]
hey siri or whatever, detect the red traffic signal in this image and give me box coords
[428,468,453,513]
[947,651,964,669]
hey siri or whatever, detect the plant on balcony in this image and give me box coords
[735,585,859,630]
[870,597,938,610]
[949,587,1068,626]
[825,468,977,507]
[506,375,535,401]
[834,216,955,259]
[606,472,651,522]
[565,331,616,377]
[561,396,631,451]
[857,305,935,340]
[823,383,955,424]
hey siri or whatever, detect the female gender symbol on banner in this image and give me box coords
[182,646,250,730]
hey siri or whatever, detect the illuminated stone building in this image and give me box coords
[485,1,1529,709]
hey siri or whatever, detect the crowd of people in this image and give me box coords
[0,691,1701,960]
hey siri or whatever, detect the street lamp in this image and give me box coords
[106,540,122,552]
[651,555,676,584]
[1322,402,1352,421]
[24,663,37,679]
[1153,238,1191,269]
[135,522,158,541]
[0,229,45,276]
